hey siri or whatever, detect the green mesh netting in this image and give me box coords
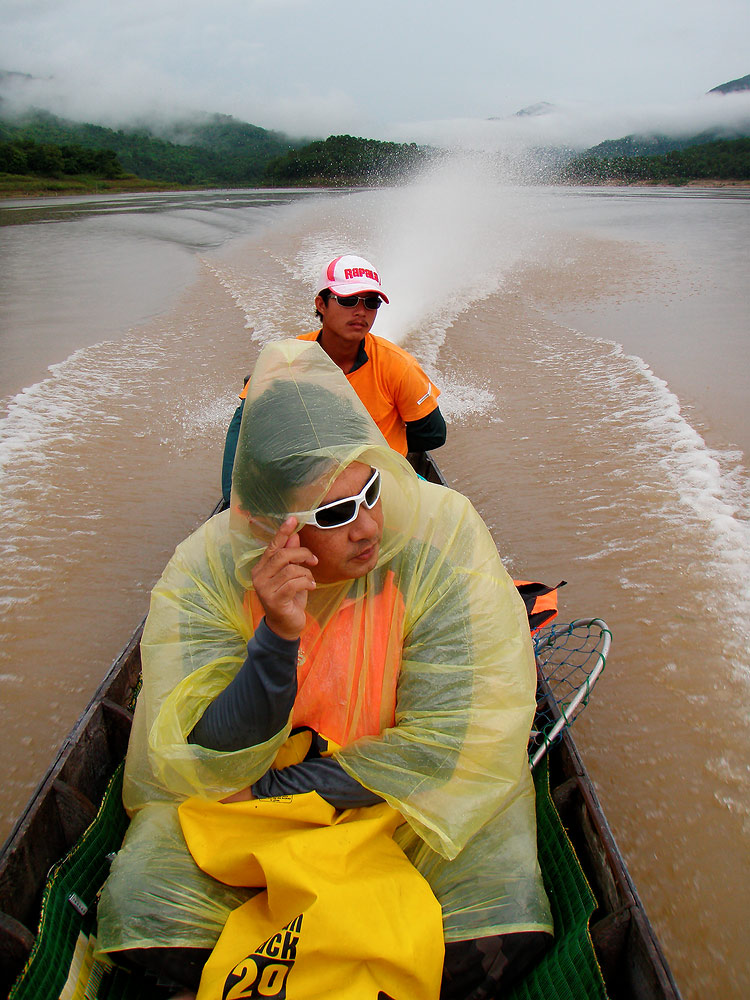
[11,758,608,1000]
[9,765,168,1000]
[507,759,608,1000]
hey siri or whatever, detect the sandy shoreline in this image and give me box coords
[560,177,750,189]
[1,177,749,200]
[0,177,182,199]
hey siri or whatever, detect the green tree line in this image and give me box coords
[0,110,296,186]
[0,129,429,188]
[0,137,125,178]
[101,128,288,185]
[565,137,750,184]
[262,134,429,185]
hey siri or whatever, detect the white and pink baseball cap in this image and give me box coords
[317,254,390,303]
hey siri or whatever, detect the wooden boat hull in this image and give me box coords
[0,461,681,999]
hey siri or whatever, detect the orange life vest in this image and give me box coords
[514,580,566,633]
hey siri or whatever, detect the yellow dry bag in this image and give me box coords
[179,791,444,1000]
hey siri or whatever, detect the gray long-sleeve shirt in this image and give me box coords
[189,617,382,809]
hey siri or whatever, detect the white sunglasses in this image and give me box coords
[292,468,382,529]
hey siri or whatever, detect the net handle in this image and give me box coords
[530,618,611,770]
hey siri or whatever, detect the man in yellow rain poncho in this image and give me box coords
[96,339,552,999]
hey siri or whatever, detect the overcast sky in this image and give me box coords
[1,0,749,146]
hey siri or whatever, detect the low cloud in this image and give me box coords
[218,91,373,141]
[2,0,749,145]
[381,92,750,153]
[1,43,749,151]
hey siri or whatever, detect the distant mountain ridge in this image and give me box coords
[576,72,750,160]
[487,101,557,121]
[0,105,301,185]
[492,73,750,160]
[709,73,750,95]
[1,67,748,188]
[0,102,427,189]
[583,123,750,160]
[0,70,35,85]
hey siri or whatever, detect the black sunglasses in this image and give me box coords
[331,293,382,310]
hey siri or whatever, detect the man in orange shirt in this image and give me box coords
[221,255,446,501]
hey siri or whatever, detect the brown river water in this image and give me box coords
[1,169,748,997]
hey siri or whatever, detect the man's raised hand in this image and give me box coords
[251,517,317,641]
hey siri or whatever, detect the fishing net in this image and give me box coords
[529,619,611,770]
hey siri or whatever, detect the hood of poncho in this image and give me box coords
[228,338,419,588]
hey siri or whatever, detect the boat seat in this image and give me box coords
[8,761,608,1000]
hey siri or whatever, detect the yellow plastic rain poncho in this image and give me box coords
[97,338,551,981]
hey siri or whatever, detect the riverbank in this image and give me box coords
[0,173,189,197]
[561,177,750,189]
[2,174,750,199]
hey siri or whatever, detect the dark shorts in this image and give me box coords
[118,930,553,997]
[440,931,553,1000]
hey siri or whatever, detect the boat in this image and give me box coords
[0,452,682,1000]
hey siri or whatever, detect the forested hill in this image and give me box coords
[581,126,748,160]
[0,105,432,189]
[2,95,747,192]
[0,108,430,189]
[262,134,430,185]
[564,136,750,184]
[575,72,750,160]
[0,108,300,185]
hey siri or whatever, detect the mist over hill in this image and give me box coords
[0,103,301,185]
[567,73,750,161]
[0,102,430,189]
[149,112,303,157]
[582,122,750,160]
[1,67,748,189]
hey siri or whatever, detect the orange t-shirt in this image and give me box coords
[240,332,440,455]
[245,574,404,747]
